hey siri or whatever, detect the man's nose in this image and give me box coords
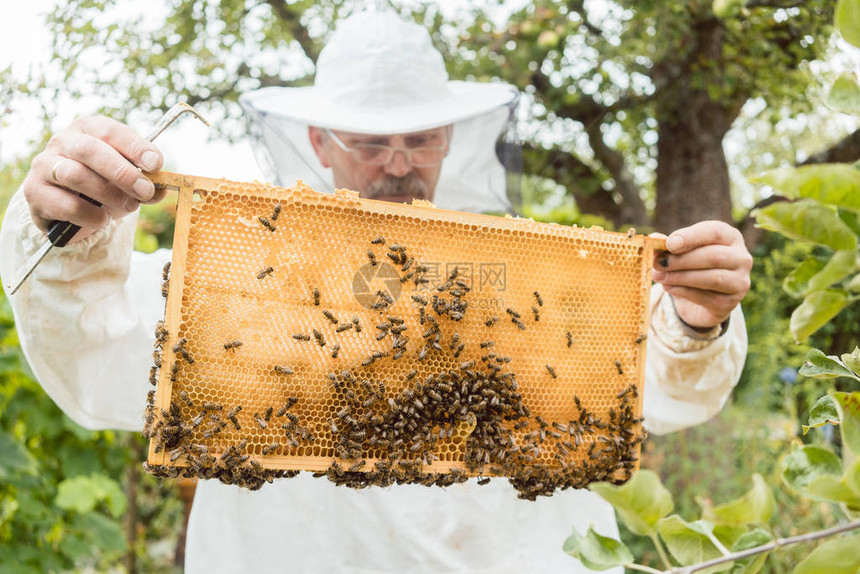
[384,149,412,177]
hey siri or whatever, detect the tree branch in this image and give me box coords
[566,0,603,37]
[801,128,860,165]
[671,520,860,574]
[745,0,808,9]
[264,0,320,63]
[584,121,648,226]
[522,144,623,224]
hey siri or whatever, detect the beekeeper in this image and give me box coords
[0,10,750,574]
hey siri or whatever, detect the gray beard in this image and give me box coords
[365,174,430,202]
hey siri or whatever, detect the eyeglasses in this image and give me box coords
[325,129,448,167]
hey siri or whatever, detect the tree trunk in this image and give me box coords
[654,106,734,232]
[653,18,744,233]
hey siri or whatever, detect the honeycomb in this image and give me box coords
[143,171,664,499]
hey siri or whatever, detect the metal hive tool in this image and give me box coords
[143,171,665,499]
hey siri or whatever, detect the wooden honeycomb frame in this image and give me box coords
[144,171,665,498]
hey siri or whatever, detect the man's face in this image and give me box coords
[309,126,451,204]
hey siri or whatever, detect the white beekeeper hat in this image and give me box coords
[240,9,521,213]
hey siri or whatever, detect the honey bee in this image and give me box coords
[453,343,465,358]
[330,343,341,358]
[149,366,158,386]
[223,340,242,351]
[179,391,195,408]
[203,402,223,411]
[417,347,428,361]
[274,365,294,375]
[352,316,362,332]
[335,323,353,333]
[367,250,377,265]
[626,227,636,238]
[262,442,280,455]
[480,340,494,349]
[272,203,282,221]
[257,266,274,280]
[276,397,298,417]
[348,460,367,472]
[546,365,557,378]
[292,333,311,341]
[533,291,543,307]
[532,306,540,322]
[179,347,194,364]
[371,237,385,245]
[254,413,268,429]
[313,287,321,306]
[614,360,623,375]
[258,216,275,231]
[485,316,499,327]
[323,310,338,324]
[512,318,526,331]
[401,257,414,272]
[635,334,647,344]
[477,477,491,486]
[505,308,520,318]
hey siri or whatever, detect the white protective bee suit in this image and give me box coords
[0,10,747,574]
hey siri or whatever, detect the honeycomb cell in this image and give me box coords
[143,172,662,497]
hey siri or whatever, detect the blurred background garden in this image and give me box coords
[1,0,858,572]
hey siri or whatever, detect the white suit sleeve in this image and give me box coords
[0,188,169,432]
[643,284,747,436]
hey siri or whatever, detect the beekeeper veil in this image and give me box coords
[239,10,521,214]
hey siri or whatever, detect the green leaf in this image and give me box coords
[712,0,747,19]
[828,74,860,114]
[753,200,857,251]
[845,457,860,498]
[784,257,827,298]
[790,290,851,342]
[657,515,731,573]
[702,474,775,525]
[0,431,38,481]
[752,165,860,212]
[562,526,634,570]
[803,395,841,435]
[793,534,860,574]
[831,392,860,464]
[847,273,860,292]
[730,529,773,574]
[808,250,858,292]
[836,0,860,48]
[842,347,860,374]
[782,444,860,509]
[55,474,127,518]
[589,470,674,536]
[75,512,127,554]
[799,349,860,381]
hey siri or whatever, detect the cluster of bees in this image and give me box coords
[145,223,646,498]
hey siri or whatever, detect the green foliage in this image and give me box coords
[793,534,860,573]
[588,470,674,537]
[0,292,130,571]
[562,525,634,571]
[837,0,860,48]
[700,474,776,526]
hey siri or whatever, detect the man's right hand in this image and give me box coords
[22,116,165,243]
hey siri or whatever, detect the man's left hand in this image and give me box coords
[651,221,752,329]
